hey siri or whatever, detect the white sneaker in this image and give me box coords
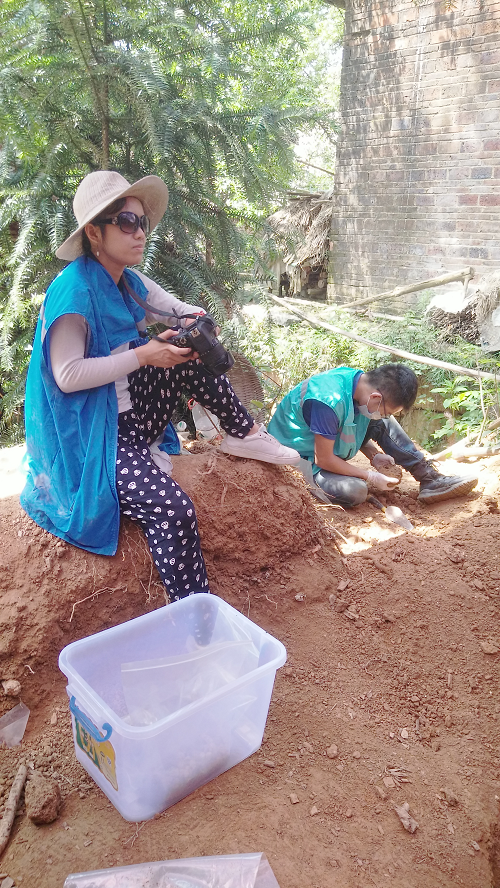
[220,424,300,466]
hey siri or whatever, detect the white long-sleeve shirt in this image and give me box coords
[49,270,203,413]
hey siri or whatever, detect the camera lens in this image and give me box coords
[202,343,234,377]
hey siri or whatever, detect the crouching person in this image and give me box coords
[268,363,478,508]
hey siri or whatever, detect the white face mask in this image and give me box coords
[357,394,383,420]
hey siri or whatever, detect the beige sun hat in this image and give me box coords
[56,170,169,261]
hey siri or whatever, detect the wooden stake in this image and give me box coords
[0,763,27,857]
[267,294,499,383]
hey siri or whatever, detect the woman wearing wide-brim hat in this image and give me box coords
[21,170,299,601]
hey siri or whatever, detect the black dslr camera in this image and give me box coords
[169,313,234,377]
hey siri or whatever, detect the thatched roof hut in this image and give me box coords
[267,189,334,269]
[266,189,334,299]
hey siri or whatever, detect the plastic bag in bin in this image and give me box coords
[63,853,280,887]
[121,639,259,725]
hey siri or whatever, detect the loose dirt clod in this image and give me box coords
[326,744,339,759]
[394,802,419,834]
[479,640,500,655]
[25,775,62,825]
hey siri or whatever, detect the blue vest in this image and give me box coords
[20,257,147,555]
[268,367,370,471]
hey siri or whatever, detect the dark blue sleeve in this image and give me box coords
[302,398,339,441]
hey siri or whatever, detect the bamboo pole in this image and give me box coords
[432,433,473,460]
[282,295,406,322]
[454,443,500,461]
[0,763,27,857]
[267,294,500,383]
[338,267,474,311]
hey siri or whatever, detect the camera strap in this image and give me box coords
[121,277,202,324]
[121,277,178,322]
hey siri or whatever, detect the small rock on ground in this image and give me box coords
[1,680,21,697]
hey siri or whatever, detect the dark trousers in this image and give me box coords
[315,416,427,508]
[363,416,427,476]
[116,360,254,600]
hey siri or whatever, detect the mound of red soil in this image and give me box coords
[0,451,329,688]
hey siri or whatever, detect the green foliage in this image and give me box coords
[0,0,342,443]
[221,294,355,420]
[232,294,500,447]
[429,379,484,441]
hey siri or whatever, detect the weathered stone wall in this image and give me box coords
[329,0,500,303]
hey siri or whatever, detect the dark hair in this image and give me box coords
[81,197,127,257]
[365,363,418,411]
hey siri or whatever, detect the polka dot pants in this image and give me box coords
[116,360,254,601]
[128,359,254,442]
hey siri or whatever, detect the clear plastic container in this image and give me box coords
[59,595,286,822]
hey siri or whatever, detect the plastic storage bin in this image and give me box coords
[59,595,286,822]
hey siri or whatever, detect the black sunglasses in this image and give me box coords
[96,211,150,236]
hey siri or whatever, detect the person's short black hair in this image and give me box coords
[364,363,418,411]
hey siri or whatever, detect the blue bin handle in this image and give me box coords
[69,696,113,742]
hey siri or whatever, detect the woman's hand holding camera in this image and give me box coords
[135,329,197,369]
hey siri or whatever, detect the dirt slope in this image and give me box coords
[0,448,499,888]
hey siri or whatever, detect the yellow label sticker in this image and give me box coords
[75,717,118,791]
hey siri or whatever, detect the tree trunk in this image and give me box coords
[206,239,213,266]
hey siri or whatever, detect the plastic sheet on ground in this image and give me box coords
[0,701,30,747]
[63,852,281,888]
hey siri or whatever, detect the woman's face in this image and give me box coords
[85,196,147,281]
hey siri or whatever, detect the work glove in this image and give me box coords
[366,470,400,491]
[370,453,396,472]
